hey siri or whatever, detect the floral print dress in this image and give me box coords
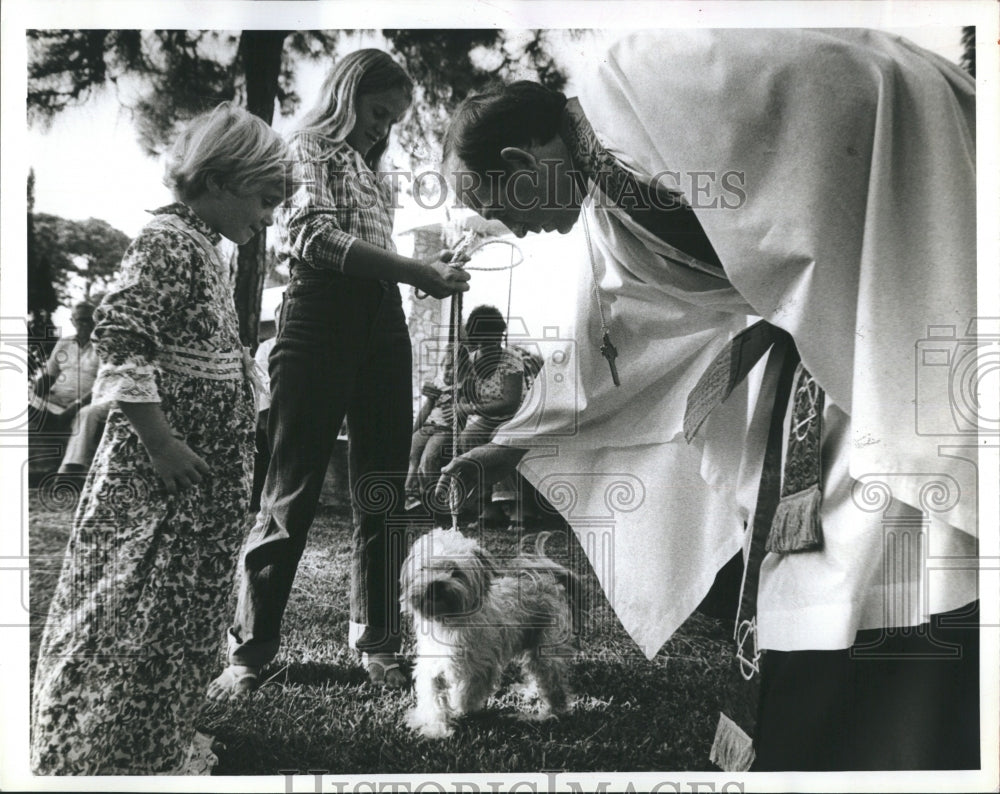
[30,203,257,775]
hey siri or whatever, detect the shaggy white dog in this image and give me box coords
[400,528,577,738]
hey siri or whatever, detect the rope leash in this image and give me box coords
[417,231,524,528]
[448,266,464,531]
[414,235,524,300]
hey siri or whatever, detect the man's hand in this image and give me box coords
[435,454,481,512]
[435,443,530,511]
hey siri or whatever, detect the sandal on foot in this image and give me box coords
[362,653,408,688]
[205,664,261,701]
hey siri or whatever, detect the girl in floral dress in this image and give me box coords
[31,102,287,775]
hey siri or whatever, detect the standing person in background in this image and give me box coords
[250,295,283,512]
[54,398,110,479]
[209,49,470,697]
[31,102,287,774]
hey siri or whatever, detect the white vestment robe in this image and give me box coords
[494,28,978,657]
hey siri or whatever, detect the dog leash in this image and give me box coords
[413,233,524,301]
[441,233,482,530]
[427,230,525,529]
[448,261,464,532]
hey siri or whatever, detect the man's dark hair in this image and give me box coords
[443,81,568,176]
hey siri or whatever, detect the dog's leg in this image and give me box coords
[449,669,493,716]
[523,649,571,718]
[406,659,455,739]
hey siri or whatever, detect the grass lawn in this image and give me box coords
[28,483,733,775]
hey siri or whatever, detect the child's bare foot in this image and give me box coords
[206,665,260,701]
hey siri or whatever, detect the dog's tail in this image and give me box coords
[518,532,589,633]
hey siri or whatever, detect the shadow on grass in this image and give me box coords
[266,660,370,689]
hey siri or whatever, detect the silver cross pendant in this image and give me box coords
[600,332,621,387]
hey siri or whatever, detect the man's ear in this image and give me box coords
[499,146,538,170]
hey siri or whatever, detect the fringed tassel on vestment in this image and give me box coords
[710,712,756,772]
[766,483,824,553]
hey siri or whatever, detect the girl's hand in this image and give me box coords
[413,250,471,299]
[117,401,211,496]
[146,436,211,495]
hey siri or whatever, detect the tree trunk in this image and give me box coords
[234,30,288,349]
[27,171,58,314]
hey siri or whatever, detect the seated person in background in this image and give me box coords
[56,400,111,477]
[29,301,99,437]
[27,308,60,379]
[490,344,546,528]
[454,305,527,525]
[404,343,468,511]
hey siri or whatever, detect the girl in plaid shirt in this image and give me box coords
[209,49,470,696]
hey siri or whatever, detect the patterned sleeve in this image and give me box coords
[275,133,360,272]
[90,226,198,404]
[497,349,527,378]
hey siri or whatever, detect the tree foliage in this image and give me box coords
[27,28,568,343]
[28,169,59,314]
[28,28,565,161]
[385,29,567,164]
[30,213,131,302]
[28,29,345,156]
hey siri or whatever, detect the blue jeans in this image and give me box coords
[228,271,412,664]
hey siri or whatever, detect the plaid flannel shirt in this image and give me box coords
[276,133,397,273]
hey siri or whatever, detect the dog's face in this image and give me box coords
[400,529,497,620]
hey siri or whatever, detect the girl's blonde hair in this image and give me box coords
[293,48,413,170]
[165,101,288,201]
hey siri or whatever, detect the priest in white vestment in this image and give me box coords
[440,28,980,771]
